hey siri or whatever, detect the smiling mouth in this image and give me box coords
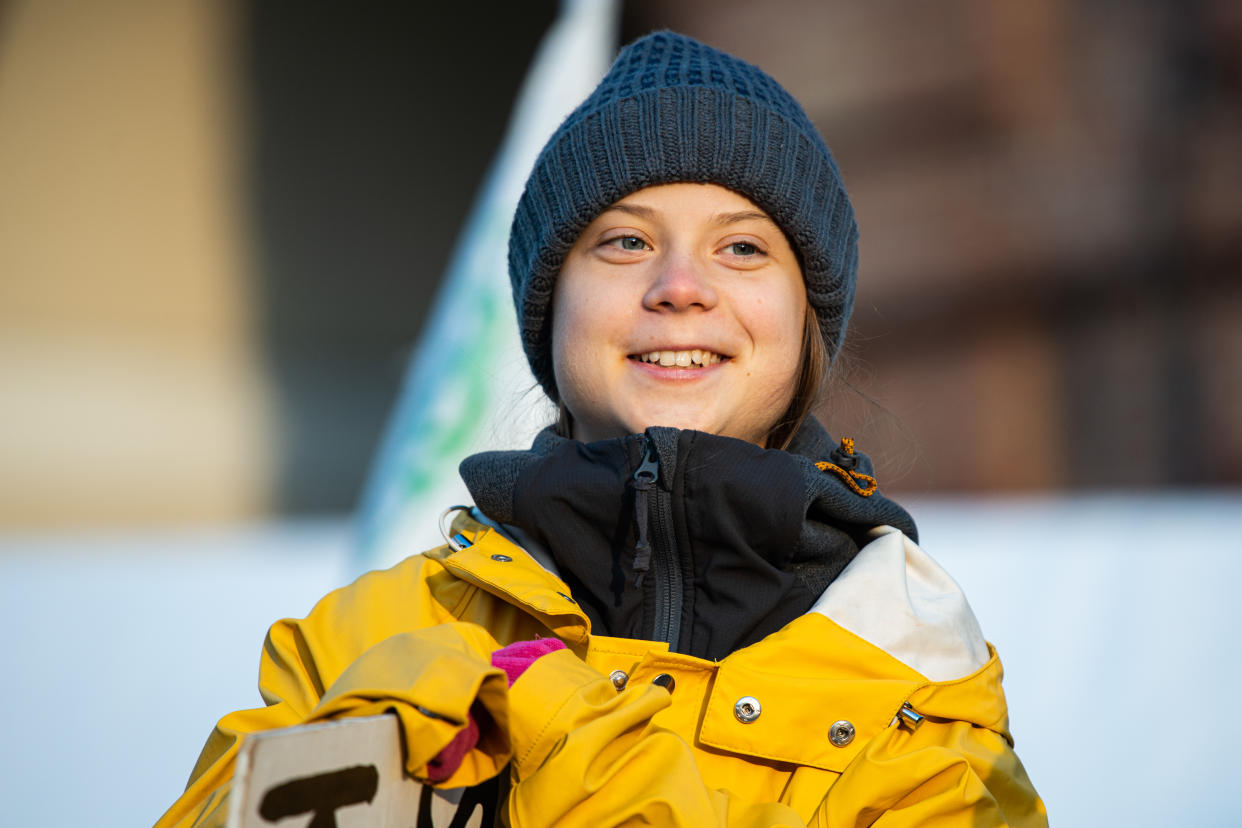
[628,349,727,368]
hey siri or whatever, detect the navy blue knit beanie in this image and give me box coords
[510,31,859,400]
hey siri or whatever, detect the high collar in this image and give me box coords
[459,418,915,661]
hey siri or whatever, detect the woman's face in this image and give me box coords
[551,182,807,446]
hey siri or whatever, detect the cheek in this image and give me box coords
[745,286,807,406]
[550,278,612,400]
[749,288,806,359]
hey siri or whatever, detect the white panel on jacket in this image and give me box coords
[810,526,990,681]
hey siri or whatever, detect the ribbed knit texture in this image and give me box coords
[510,31,859,399]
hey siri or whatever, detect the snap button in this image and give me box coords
[490,554,512,562]
[652,673,676,693]
[610,670,628,690]
[556,591,577,604]
[733,696,761,723]
[828,719,855,747]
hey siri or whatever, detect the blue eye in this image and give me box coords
[725,242,760,256]
[612,236,647,251]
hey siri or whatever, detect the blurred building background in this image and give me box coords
[0,0,557,525]
[2,2,1241,826]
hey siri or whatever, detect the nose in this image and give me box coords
[641,254,718,312]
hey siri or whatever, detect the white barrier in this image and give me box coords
[2,493,1240,826]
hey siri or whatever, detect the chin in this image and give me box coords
[572,404,769,445]
[622,408,713,436]
[626,412,766,445]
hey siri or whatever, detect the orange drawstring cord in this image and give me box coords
[814,437,878,497]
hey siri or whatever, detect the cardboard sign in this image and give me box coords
[228,715,494,827]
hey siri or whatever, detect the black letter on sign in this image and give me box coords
[258,764,380,828]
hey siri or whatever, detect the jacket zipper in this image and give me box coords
[633,434,682,650]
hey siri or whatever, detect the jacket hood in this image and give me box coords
[459,418,916,661]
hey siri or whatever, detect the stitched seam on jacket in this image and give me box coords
[515,680,584,774]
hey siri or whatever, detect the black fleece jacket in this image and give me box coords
[459,417,915,663]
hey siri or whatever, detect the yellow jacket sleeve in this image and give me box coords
[155,550,517,828]
[504,648,808,828]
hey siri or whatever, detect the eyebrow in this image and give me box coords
[709,210,777,228]
[602,204,777,228]
[605,203,659,220]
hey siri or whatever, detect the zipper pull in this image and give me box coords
[631,437,659,586]
[633,438,660,486]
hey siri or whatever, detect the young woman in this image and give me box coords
[159,31,1046,827]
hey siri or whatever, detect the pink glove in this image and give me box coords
[425,715,479,783]
[424,638,566,782]
[491,637,567,686]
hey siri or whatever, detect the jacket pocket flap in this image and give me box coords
[698,666,916,772]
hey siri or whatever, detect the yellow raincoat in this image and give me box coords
[157,516,1046,827]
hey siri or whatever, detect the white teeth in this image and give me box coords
[636,349,725,367]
